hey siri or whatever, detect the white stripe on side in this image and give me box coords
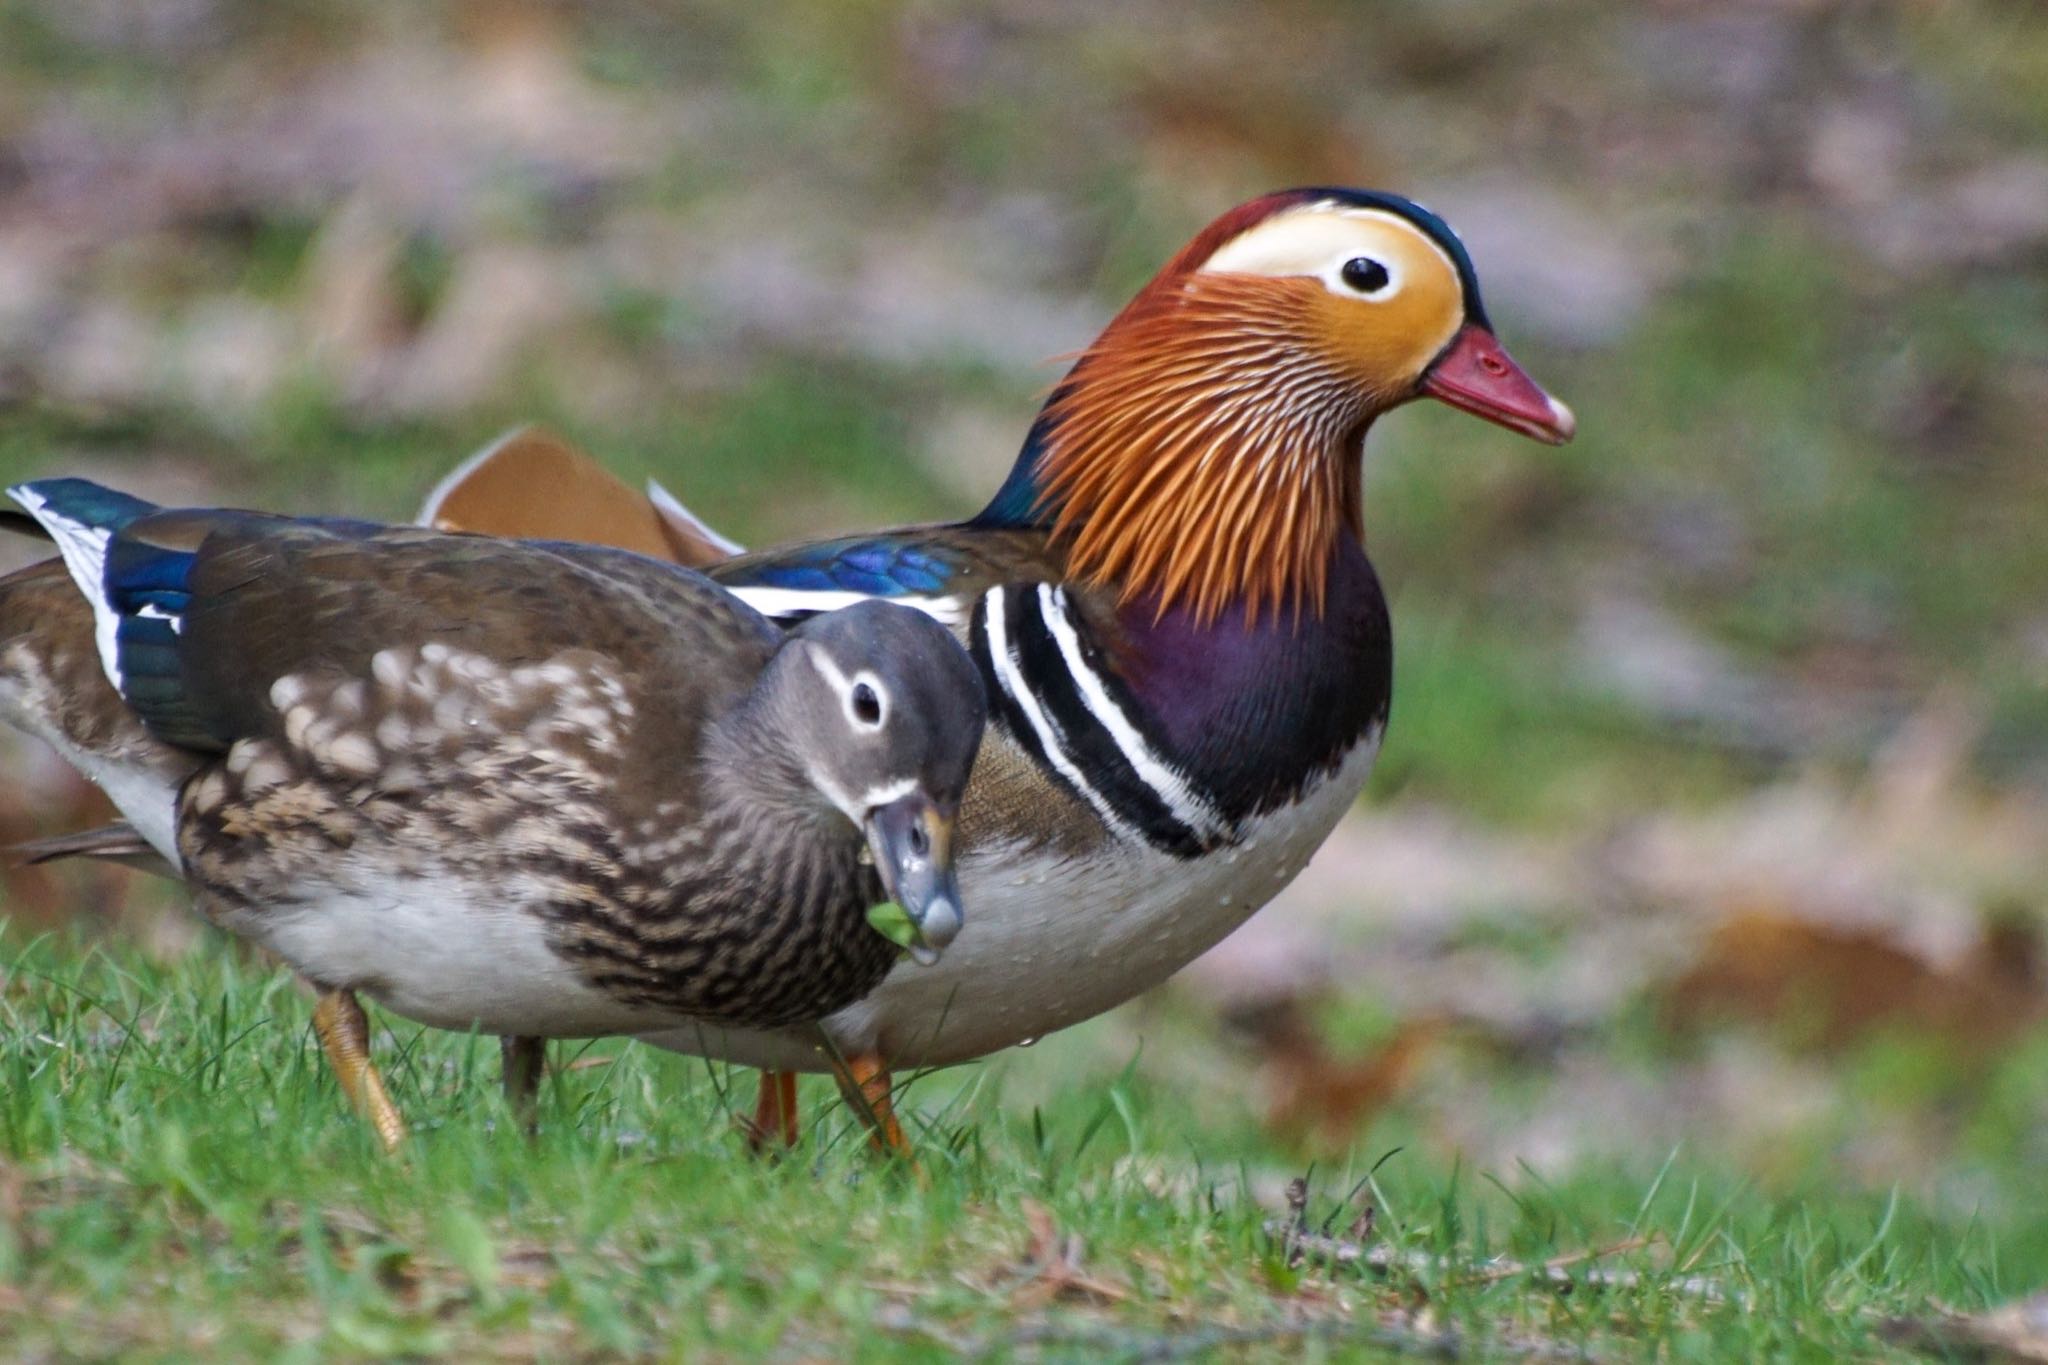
[729,584,968,632]
[1036,583,1228,841]
[8,485,125,692]
[981,584,1133,838]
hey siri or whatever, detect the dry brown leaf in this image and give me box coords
[1243,1003,1442,1152]
[1006,1199,1132,1310]
[1661,907,2045,1058]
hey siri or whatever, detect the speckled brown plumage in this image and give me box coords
[0,495,985,1042]
[174,629,899,1029]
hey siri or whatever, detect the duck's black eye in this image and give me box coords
[1341,257,1391,294]
[851,682,883,726]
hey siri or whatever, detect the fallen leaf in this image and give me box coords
[1005,1199,1131,1310]
[1660,907,2045,1058]
[1240,1002,1442,1152]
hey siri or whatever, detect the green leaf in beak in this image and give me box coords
[865,900,917,951]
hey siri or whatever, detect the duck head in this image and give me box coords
[773,600,988,964]
[985,188,1575,625]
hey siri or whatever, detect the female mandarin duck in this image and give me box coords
[0,480,985,1149]
[40,188,1574,1152]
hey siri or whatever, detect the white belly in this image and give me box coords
[637,732,1381,1071]
[216,866,673,1038]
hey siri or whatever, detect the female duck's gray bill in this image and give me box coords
[863,793,962,966]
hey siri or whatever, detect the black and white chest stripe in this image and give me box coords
[730,577,1238,858]
[970,583,1235,858]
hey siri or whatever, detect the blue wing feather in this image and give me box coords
[733,536,965,599]
[8,478,227,747]
[12,478,159,535]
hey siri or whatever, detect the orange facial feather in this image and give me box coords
[1032,273,1378,628]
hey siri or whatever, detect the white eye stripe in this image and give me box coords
[806,649,889,730]
[1201,246,1406,303]
[1198,204,1453,303]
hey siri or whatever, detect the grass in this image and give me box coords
[0,929,2036,1360]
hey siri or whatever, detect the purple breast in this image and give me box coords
[1108,535,1391,821]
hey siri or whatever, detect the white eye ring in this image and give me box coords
[1324,253,1403,300]
[805,648,890,731]
[848,676,886,730]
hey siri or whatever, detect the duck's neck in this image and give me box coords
[974,273,1382,628]
[975,419,1062,530]
[649,717,897,1024]
[966,531,1390,846]
[697,718,873,902]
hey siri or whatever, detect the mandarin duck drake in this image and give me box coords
[0,478,985,1149]
[41,187,1576,1152]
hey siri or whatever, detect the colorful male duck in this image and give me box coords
[0,481,986,1148]
[416,188,1575,1151]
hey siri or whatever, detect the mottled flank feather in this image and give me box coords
[1034,272,1371,627]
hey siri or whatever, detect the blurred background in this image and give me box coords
[0,0,2043,1238]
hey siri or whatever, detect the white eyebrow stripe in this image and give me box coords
[807,645,856,696]
[805,647,888,729]
[1196,203,1459,293]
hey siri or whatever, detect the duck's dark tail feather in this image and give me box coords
[13,822,174,877]
[0,509,51,541]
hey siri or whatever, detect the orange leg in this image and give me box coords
[311,988,408,1153]
[744,1070,801,1151]
[836,1053,912,1158]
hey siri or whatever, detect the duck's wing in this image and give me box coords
[414,428,1067,634]
[711,526,1066,635]
[0,458,766,872]
[8,478,780,761]
[0,540,202,863]
[419,425,743,568]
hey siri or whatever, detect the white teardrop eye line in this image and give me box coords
[807,649,890,731]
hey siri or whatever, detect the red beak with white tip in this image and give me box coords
[1419,324,1576,445]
